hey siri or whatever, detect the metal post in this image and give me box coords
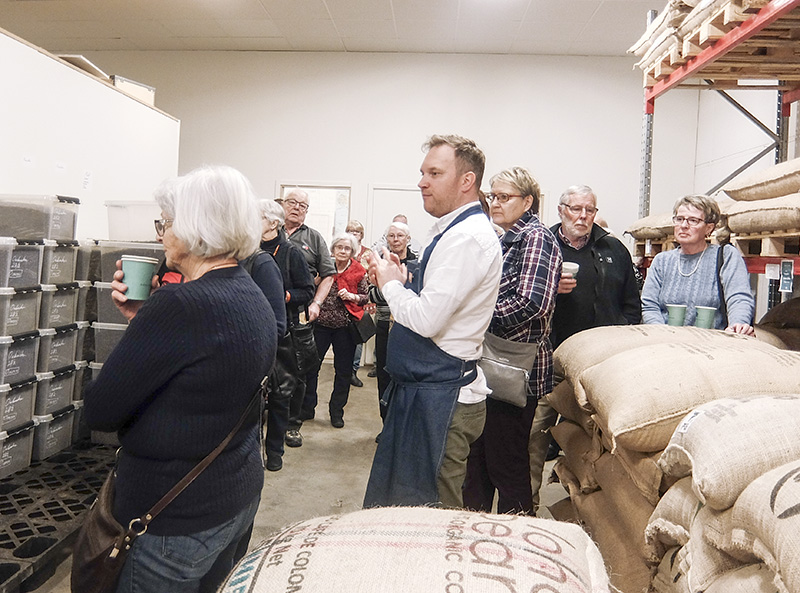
[777,85,789,163]
[638,9,658,220]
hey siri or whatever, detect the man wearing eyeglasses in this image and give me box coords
[526,185,642,509]
[281,189,336,447]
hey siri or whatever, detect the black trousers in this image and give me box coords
[265,333,296,457]
[375,319,391,421]
[304,324,357,421]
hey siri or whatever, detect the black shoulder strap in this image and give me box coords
[240,249,266,277]
[716,245,728,327]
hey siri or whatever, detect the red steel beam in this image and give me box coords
[783,86,800,116]
[645,0,800,104]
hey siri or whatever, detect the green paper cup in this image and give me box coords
[666,304,687,326]
[121,255,159,300]
[694,306,716,329]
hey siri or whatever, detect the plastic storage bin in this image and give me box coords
[98,240,163,282]
[37,324,80,372]
[106,200,162,241]
[93,282,128,324]
[75,239,100,282]
[92,323,126,363]
[39,283,79,328]
[0,239,44,289]
[73,321,89,361]
[71,398,87,443]
[0,379,37,432]
[75,280,93,322]
[41,239,78,284]
[72,360,88,400]
[0,423,35,479]
[0,194,80,241]
[32,405,75,461]
[0,332,40,385]
[87,361,102,384]
[0,287,42,336]
[34,367,76,415]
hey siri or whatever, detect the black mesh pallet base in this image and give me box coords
[0,443,115,593]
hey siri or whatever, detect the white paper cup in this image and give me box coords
[562,261,580,278]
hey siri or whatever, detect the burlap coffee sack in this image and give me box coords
[553,326,771,409]
[645,478,701,563]
[652,547,690,593]
[758,296,800,329]
[659,396,800,510]
[570,488,654,593]
[218,506,613,593]
[705,563,782,593]
[681,505,746,593]
[722,156,800,201]
[713,459,800,593]
[578,341,800,452]
[551,420,601,494]
[755,326,800,351]
[612,444,667,506]
[547,381,597,439]
[726,193,800,233]
[593,452,656,562]
[624,210,675,240]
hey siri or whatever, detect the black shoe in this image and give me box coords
[285,429,303,447]
[350,373,363,388]
[375,432,381,443]
[367,368,377,378]
[266,456,283,471]
[331,418,344,428]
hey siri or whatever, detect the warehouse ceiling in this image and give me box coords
[1,0,664,57]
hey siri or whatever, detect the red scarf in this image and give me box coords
[335,258,366,320]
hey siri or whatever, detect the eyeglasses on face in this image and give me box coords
[487,193,524,204]
[560,204,598,216]
[154,218,174,237]
[672,216,708,227]
[285,198,309,212]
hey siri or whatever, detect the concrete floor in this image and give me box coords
[38,363,567,592]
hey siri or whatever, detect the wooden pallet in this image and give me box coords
[642,0,775,87]
[634,237,676,258]
[732,230,800,256]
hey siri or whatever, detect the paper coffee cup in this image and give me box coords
[666,304,687,327]
[561,262,580,277]
[121,255,159,300]
[694,306,716,329]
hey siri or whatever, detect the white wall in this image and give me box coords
[83,50,780,246]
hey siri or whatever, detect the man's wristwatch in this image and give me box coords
[312,300,323,307]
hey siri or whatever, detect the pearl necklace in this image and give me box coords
[678,246,707,277]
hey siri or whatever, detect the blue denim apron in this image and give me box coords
[363,204,484,507]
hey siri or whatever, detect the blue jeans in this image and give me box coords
[115,495,260,593]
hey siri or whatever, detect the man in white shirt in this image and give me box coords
[363,134,502,508]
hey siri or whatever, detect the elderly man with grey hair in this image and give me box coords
[528,184,641,512]
[281,189,336,447]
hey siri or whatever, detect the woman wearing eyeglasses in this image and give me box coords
[83,165,277,593]
[463,167,561,516]
[641,194,754,334]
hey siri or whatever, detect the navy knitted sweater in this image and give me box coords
[84,266,277,535]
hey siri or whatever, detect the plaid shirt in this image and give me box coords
[491,212,562,398]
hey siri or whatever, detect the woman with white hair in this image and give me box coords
[368,221,418,426]
[307,232,370,428]
[258,198,315,470]
[83,165,277,593]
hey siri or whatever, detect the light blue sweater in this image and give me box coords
[641,243,755,328]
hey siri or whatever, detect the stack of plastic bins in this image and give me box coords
[32,404,75,461]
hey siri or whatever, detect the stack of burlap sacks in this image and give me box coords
[628,0,770,74]
[548,324,800,592]
[626,156,800,249]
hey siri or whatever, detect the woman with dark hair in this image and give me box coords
[84,165,277,592]
[642,194,754,334]
[463,166,561,515]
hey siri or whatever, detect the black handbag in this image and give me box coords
[289,321,319,374]
[70,385,265,593]
[478,331,540,408]
[349,312,376,344]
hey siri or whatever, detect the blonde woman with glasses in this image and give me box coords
[641,194,754,334]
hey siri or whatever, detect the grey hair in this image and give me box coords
[154,165,260,260]
[490,167,541,213]
[330,231,359,255]
[387,221,411,241]
[559,185,597,205]
[673,194,721,225]
[258,199,285,225]
[284,188,308,202]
